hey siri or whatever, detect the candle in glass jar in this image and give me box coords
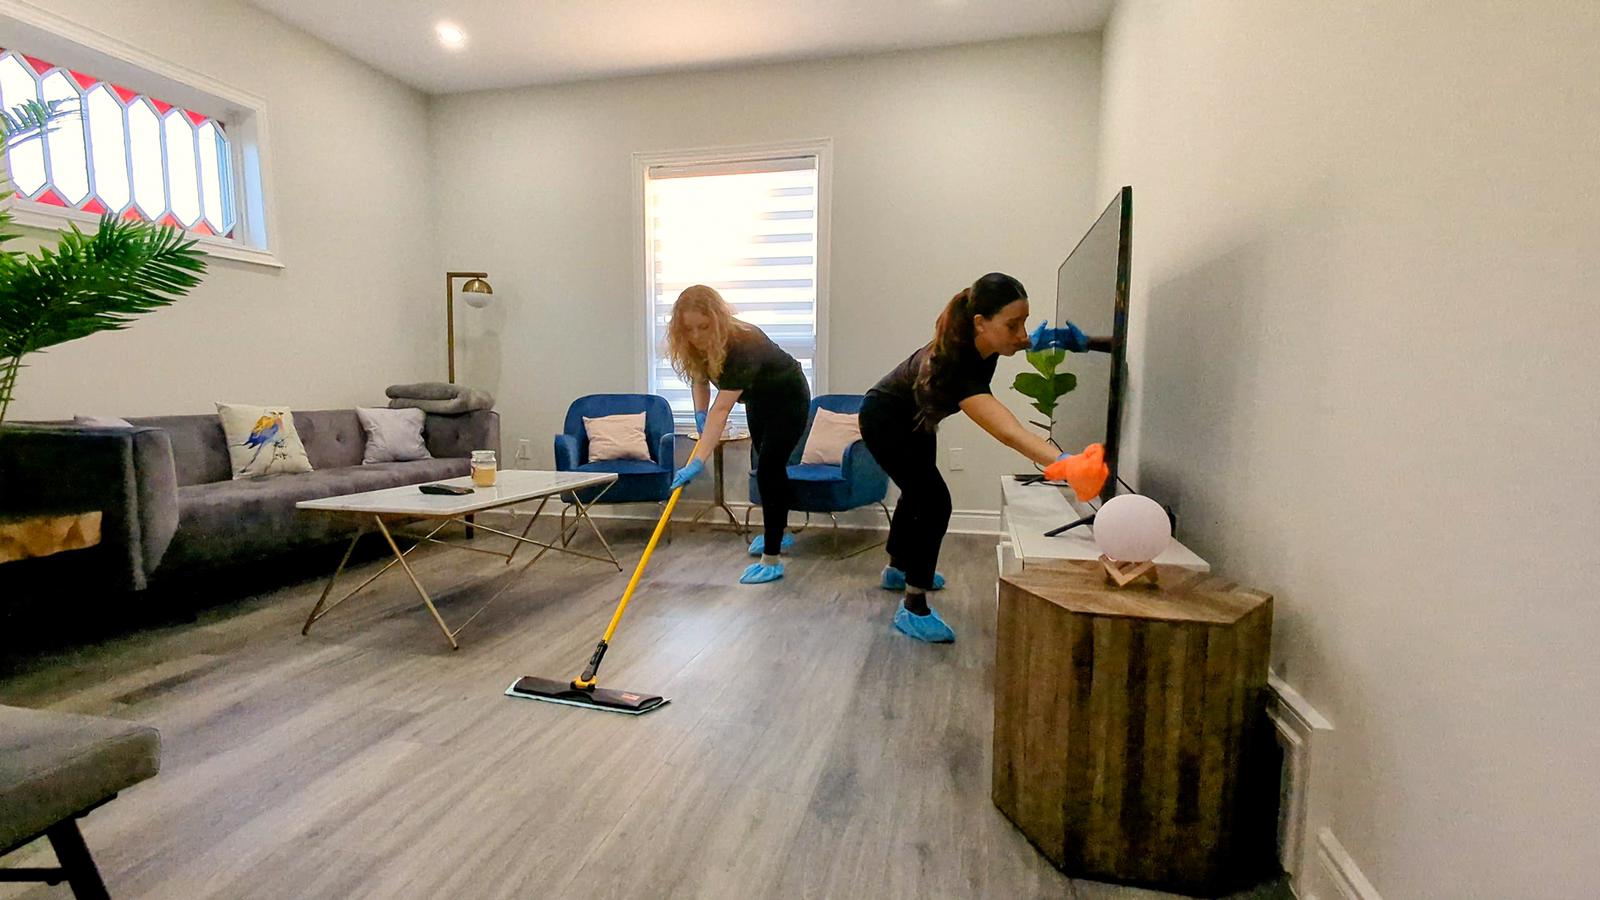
[470,450,497,487]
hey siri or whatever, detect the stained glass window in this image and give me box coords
[0,48,235,236]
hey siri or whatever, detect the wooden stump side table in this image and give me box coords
[992,560,1274,896]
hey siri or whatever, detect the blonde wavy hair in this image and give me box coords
[666,284,738,383]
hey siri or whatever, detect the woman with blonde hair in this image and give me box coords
[667,284,811,584]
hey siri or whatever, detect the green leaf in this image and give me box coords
[1030,400,1054,416]
[1026,348,1064,377]
[1012,372,1051,401]
[1053,372,1077,395]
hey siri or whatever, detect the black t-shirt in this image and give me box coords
[714,323,805,404]
[868,343,998,426]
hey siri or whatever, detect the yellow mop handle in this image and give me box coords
[573,437,702,689]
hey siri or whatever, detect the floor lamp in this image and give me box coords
[446,271,493,383]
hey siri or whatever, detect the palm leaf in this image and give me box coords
[0,215,206,425]
[0,98,73,141]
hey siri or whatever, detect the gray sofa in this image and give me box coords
[0,409,499,591]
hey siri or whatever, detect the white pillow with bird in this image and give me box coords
[216,402,314,478]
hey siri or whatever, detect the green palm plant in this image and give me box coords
[0,99,207,429]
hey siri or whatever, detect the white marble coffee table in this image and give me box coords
[296,470,619,649]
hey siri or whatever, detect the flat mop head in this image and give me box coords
[504,676,668,716]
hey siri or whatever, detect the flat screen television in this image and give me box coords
[1049,186,1132,504]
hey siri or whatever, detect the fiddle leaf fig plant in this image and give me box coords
[1011,348,1076,430]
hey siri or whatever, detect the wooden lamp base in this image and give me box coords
[1099,554,1158,588]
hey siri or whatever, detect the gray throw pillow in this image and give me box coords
[357,407,432,464]
[73,415,133,428]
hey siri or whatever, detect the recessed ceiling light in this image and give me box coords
[436,22,467,49]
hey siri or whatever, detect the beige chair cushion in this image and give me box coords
[584,413,651,462]
[800,409,862,465]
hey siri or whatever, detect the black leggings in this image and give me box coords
[859,393,949,591]
[746,376,811,554]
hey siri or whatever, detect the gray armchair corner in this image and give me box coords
[0,425,179,591]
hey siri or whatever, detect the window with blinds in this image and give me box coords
[644,151,825,425]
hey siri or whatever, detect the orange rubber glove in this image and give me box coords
[1043,443,1108,502]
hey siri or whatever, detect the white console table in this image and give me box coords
[997,476,1209,577]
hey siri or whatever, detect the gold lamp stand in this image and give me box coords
[446,271,493,383]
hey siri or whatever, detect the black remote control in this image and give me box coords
[419,483,475,496]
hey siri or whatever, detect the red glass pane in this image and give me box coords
[70,70,97,90]
[81,197,108,215]
[190,220,214,236]
[36,189,68,207]
[122,207,144,221]
[159,213,181,228]
[112,84,139,104]
[21,54,54,74]
[185,109,206,126]
[149,97,173,115]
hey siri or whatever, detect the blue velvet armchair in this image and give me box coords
[748,394,890,553]
[554,394,677,515]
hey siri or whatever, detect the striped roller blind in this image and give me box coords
[645,155,820,424]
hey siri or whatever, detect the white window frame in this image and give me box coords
[0,0,281,268]
[633,138,832,424]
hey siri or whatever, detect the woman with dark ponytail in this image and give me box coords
[860,273,1093,642]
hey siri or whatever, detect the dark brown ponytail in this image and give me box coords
[912,273,1027,431]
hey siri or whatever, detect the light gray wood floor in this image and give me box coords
[1,518,1287,900]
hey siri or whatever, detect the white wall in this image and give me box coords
[5,0,435,420]
[1099,2,1600,896]
[430,35,1102,517]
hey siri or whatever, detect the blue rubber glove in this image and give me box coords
[694,410,708,434]
[670,457,705,491]
[1029,320,1090,353]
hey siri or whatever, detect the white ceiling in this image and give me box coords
[246,0,1111,94]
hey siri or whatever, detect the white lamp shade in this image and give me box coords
[1093,494,1172,563]
[463,290,493,309]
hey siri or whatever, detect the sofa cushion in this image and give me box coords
[0,705,160,852]
[786,463,846,483]
[160,458,469,571]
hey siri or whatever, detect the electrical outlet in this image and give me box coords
[948,447,965,471]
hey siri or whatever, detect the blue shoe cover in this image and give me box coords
[740,561,785,584]
[880,567,945,591]
[893,603,956,643]
[747,533,796,556]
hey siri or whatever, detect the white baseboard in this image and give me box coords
[1311,828,1382,900]
[479,500,1002,536]
[1267,671,1335,897]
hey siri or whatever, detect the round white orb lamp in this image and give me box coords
[1093,494,1172,587]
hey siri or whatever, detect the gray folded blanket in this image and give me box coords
[386,382,461,401]
[388,388,494,414]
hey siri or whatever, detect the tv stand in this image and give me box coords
[997,477,1208,575]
